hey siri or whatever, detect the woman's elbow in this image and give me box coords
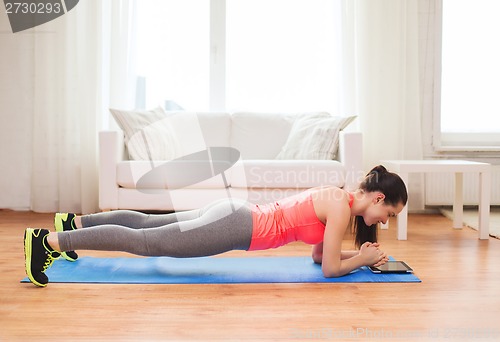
[321,265,342,278]
[312,252,323,264]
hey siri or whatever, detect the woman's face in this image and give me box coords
[362,194,405,226]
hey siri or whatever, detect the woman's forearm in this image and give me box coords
[313,250,359,264]
[322,254,366,278]
[341,250,359,260]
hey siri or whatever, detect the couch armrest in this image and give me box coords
[98,131,124,210]
[338,131,363,191]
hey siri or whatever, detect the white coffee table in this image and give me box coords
[381,160,491,240]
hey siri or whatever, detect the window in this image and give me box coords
[135,0,210,111]
[225,0,340,112]
[438,0,500,149]
[135,0,341,113]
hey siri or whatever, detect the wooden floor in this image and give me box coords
[1,210,500,341]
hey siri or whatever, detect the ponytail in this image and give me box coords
[353,216,377,249]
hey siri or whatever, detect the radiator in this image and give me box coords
[425,166,500,206]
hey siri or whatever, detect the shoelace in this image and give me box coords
[42,251,60,272]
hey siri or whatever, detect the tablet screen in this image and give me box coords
[369,261,413,273]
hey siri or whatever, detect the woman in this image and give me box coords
[24,165,407,287]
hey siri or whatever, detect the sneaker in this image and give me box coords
[54,213,78,261]
[24,228,61,287]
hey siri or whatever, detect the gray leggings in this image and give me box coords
[57,199,254,258]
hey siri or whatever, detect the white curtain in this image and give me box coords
[341,0,424,209]
[30,0,136,214]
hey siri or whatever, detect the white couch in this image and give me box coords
[99,111,363,211]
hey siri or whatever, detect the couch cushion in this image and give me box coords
[110,107,182,161]
[195,112,232,148]
[230,160,345,189]
[165,111,231,156]
[117,160,231,189]
[230,112,297,159]
[276,113,356,160]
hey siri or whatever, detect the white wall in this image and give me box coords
[0,14,33,210]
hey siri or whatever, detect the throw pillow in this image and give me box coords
[110,107,181,161]
[276,113,356,160]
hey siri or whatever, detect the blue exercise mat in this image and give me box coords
[21,256,421,284]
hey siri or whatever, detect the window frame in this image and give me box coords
[209,0,226,111]
[138,0,340,113]
[432,0,500,152]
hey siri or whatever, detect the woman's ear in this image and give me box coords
[375,193,385,204]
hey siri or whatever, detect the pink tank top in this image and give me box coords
[248,191,354,251]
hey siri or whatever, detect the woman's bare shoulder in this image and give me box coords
[310,187,350,222]
[310,186,348,202]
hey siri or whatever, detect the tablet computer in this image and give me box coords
[369,261,413,273]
